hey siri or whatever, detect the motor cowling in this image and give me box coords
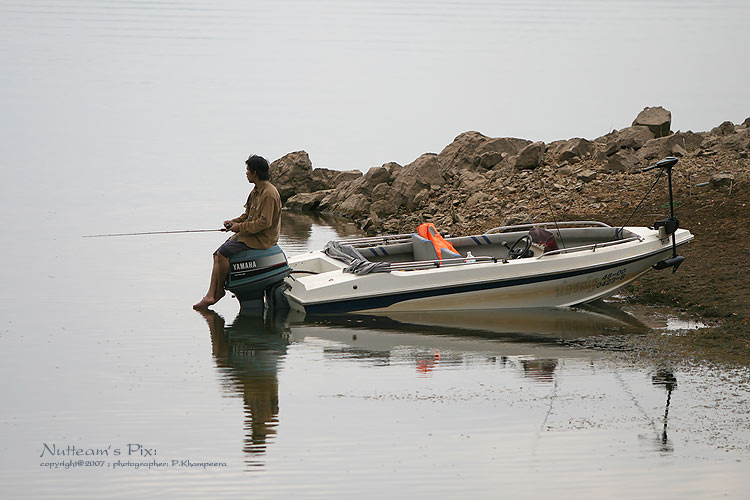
[225,245,290,312]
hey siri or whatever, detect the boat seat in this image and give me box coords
[412,234,439,261]
[412,234,462,261]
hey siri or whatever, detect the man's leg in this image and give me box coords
[210,252,229,302]
[193,252,230,309]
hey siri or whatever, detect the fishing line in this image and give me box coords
[617,166,664,236]
[82,228,228,238]
[534,166,566,249]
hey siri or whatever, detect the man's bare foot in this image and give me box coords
[192,296,216,309]
[214,289,226,302]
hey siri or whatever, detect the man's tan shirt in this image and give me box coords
[231,180,282,249]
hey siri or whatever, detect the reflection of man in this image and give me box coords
[193,155,282,309]
[197,309,287,463]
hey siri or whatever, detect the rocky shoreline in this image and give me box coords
[271,106,750,365]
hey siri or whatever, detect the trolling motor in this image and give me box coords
[642,157,685,273]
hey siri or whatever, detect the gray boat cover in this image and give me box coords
[324,241,391,275]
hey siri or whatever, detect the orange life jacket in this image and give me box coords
[417,223,459,260]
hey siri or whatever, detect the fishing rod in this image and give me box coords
[82,228,229,238]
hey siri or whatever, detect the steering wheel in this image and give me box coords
[508,235,532,260]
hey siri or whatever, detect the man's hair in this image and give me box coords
[245,155,270,181]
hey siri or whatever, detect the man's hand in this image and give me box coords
[221,220,239,232]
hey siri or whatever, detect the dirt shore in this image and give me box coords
[615,183,749,366]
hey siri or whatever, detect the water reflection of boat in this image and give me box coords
[299,301,646,341]
[285,301,647,360]
[198,310,290,467]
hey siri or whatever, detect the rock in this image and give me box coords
[338,193,370,217]
[603,140,619,156]
[459,170,487,192]
[284,190,333,211]
[714,129,750,153]
[515,141,545,170]
[325,164,394,209]
[710,173,734,188]
[742,117,750,128]
[632,106,672,138]
[476,151,505,169]
[370,182,390,201]
[710,121,736,136]
[381,161,403,178]
[390,154,445,210]
[465,191,487,209]
[605,148,638,172]
[438,133,531,176]
[504,213,530,226]
[412,154,444,186]
[637,131,704,164]
[361,216,380,232]
[370,199,398,217]
[271,151,314,202]
[437,131,490,176]
[670,143,688,157]
[370,182,404,212]
[317,190,337,211]
[595,128,619,146]
[615,126,655,150]
[477,137,532,156]
[553,138,595,163]
[361,166,392,190]
[413,188,430,208]
[577,169,597,183]
[592,149,609,164]
[310,168,362,191]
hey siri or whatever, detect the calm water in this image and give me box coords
[1,211,749,499]
[2,1,750,498]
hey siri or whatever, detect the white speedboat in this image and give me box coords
[282,220,693,315]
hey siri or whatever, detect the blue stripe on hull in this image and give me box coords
[302,248,672,315]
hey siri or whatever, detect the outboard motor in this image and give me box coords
[226,245,291,313]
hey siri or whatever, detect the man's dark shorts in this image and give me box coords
[215,236,251,258]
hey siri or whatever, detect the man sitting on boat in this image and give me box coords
[193,155,282,310]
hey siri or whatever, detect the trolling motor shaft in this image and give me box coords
[643,157,685,273]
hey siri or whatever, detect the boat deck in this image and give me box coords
[331,222,641,270]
